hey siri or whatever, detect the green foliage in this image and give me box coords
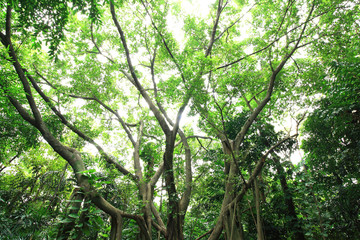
[184,149,225,238]
[0,146,70,239]
[302,59,360,184]
[301,59,360,238]
[0,102,39,163]
[0,0,359,239]
[8,0,102,57]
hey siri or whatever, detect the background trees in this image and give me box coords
[0,0,359,239]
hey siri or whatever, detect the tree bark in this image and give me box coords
[220,157,244,240]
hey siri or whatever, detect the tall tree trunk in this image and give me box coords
[222,161,244,240]
[163,138,184,240]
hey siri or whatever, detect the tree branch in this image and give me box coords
[140,0,186,84]
[150,163,164,187]
[215,5,332,71]
[110,2,171,135]
[205,0,224,57]
[233,2,315,151]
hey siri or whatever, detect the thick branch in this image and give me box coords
[0,86,36,125]
[2,9,42,124]
[151,202,167,232]
[5,4,11,42]
[134,121,144,180]
[150,163,164,187]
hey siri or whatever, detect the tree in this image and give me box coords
[301,59,360,239]
[0,0,358,239]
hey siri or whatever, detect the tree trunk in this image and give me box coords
[163,137,184,240]
[222,161,244,240]
[224,203,244,240]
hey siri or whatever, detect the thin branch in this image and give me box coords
[233,1,315,151]
[31,68,138,150]
[214,3,257,42]
[186,135,215,140]
[14,34,29,53]
[195,228,214,240]
[0,152,21,173]
[274,0,296,39]
[33,65,57,89]
[90,23,115,64]
[140,0,186,83]
[195,137,209,152]
[233,133,298,203]
[215,6,335,71]
[239,88,254,112]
